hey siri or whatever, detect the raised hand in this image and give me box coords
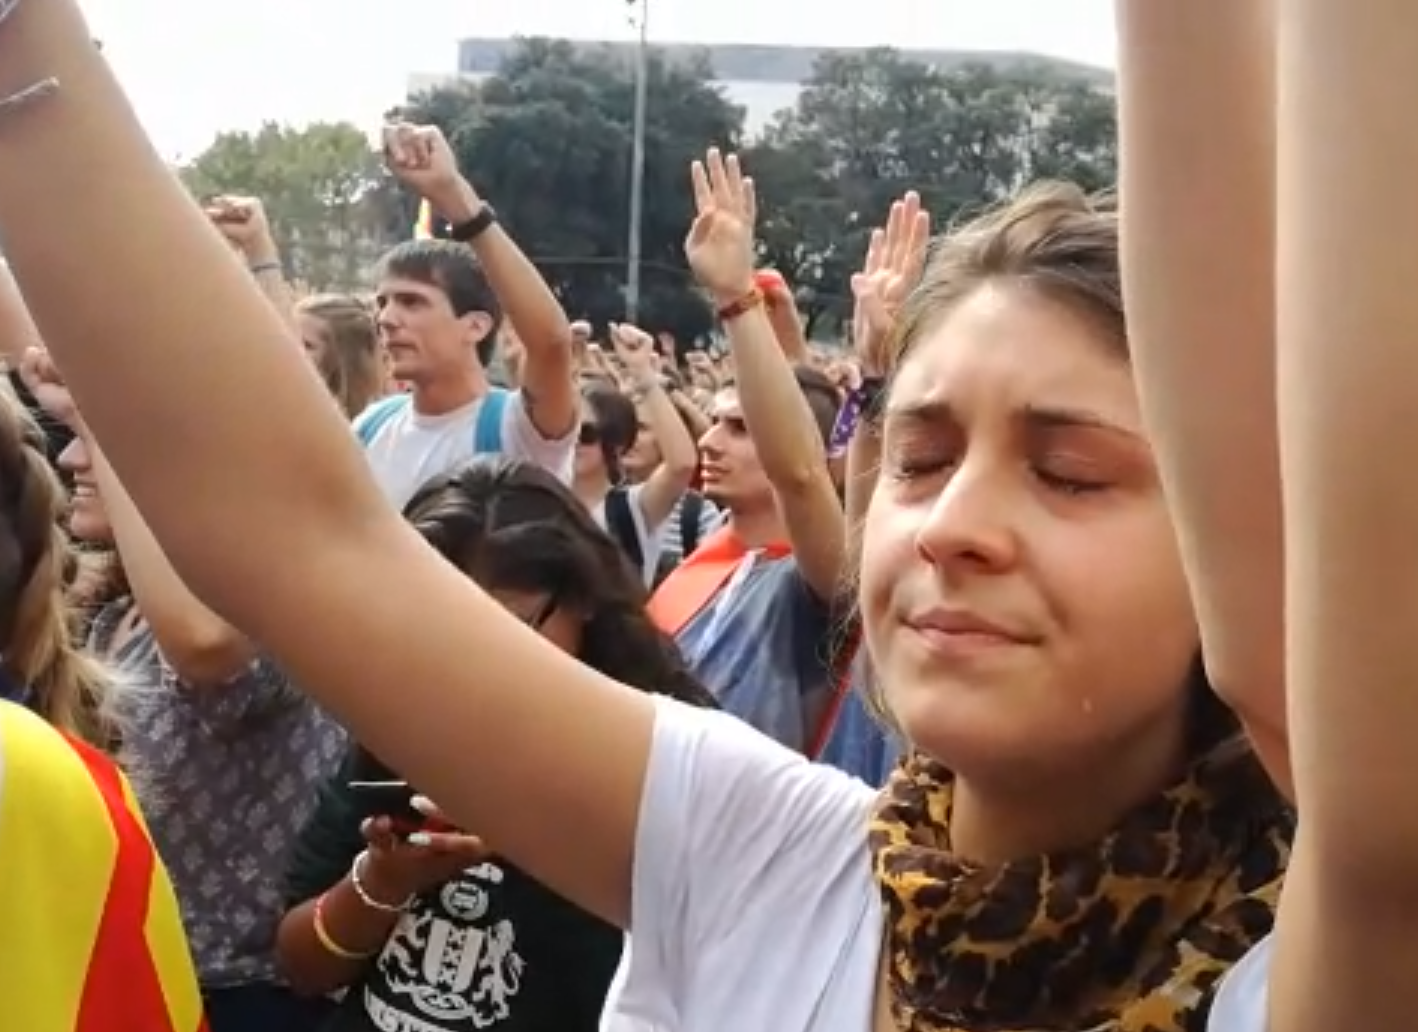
[608,321,659,380]
[684,148,757,303]
[18,346,77,427]
[850,192,930,376]
[358,801,490,903]
[382,122,466,215]
[204,195,275,259]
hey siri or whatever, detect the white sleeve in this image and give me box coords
[1207,937,1271,1032]
[501,389,575,482]
[625,483,662,586]
[630,696,875,966]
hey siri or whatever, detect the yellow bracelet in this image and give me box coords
[313,892,376,961]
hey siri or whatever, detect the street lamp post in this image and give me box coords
[625,0,649,322]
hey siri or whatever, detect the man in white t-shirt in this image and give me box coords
[356,123,578,509]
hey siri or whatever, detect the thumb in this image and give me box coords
[686,213,714,248]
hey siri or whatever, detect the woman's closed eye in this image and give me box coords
[1033,454,1111,496]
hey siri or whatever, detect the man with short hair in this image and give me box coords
[355,124,577,508]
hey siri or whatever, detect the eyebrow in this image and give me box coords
[884,398,1142,441]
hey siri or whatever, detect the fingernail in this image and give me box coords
[410,795,435,814]
[406,832,431,847]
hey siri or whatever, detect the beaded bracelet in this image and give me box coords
[312,893,375,961]
[350,850,415,914]
[715,285,765,323]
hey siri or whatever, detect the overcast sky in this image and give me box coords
[78,0,1117,159]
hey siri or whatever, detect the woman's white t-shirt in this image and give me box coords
[1206,936,1271,1032]
[602,698,883,1032]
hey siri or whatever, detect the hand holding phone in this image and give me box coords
[354,788,489,900]
[348,780,435,838]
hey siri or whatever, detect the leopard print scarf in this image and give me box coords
[867,749,1291,1032]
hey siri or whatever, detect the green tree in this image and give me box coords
[179,121,397,291]
[394,37,746,343]
[748,50,1117,335]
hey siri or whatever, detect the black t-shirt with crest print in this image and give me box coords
[283,746,623,1032]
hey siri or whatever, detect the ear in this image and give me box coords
[461,311,494,349]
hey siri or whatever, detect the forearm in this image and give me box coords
[0,0,383,609]
[277,876,402,996]
[88,439,253,683]
[1115,0,1284,725]
[635,378,696,477]
[722,307,827,489]
[440,182,571,369]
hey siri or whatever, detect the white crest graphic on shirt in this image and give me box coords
[369,862,527,1029]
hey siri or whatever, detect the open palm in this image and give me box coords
[684,148,757,302]
[851,191,931,375]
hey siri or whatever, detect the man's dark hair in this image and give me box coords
[791,364,841,447]
[376,239,502,366]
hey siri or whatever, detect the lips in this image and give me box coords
[904,608,1036,658]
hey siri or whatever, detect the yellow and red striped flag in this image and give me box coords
[0,702,207,1032]
[413,198,435,240]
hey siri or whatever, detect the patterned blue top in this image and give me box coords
[90,598,348,989]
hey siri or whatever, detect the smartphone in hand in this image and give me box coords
[348,780,426,838]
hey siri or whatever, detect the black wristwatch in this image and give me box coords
[448,204,498,243]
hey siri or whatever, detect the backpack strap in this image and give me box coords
[806,616,864,761]
[354,394,412,447]
[474,388,509,454]
[604,487,645,571]
[678,491,705,559]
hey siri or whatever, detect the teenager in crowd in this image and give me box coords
[0,382,206,1032]
[354,124,578,507]
[296,293,387,420]
[573,324,697,586]
[276,459,714,1032]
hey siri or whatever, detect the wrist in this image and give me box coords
[711,282,757,311]
[243,240,279,267]
[434,180,483,224]
[355,852,414,910]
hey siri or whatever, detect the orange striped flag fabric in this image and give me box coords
[0,701,207,1032]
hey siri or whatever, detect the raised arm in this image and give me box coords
[687,151,845,601]
[0,0,649,928]
[1269,1,1418,1029]
[1113,0,1286,782]
[384,122,577,439]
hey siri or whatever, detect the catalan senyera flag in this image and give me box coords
[0,702,207,1032]
[413,197,435,240]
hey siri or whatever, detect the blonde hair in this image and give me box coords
[296,293,385,418]
[0,383,115,747]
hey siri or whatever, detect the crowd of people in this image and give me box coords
[1,1,1414,1031]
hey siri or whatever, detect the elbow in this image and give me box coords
[153,619,254,687]
[663,449,698,484]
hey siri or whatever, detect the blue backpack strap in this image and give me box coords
[354,394,411,447]
[473,388,509,454]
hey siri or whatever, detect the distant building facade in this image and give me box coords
[405,39,1110,139]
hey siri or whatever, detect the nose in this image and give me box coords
[913,456,1019,574]
[698,422,725,456]
[57,435,89,476]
